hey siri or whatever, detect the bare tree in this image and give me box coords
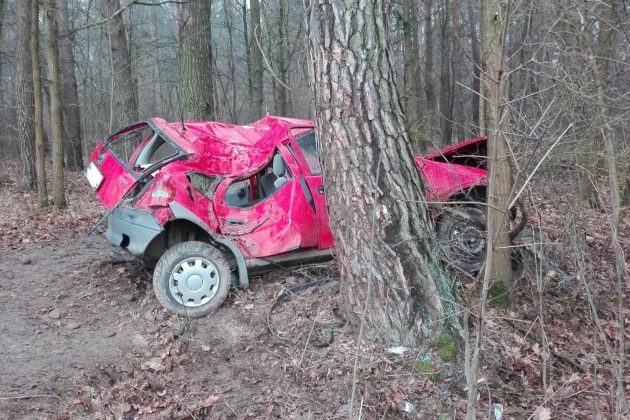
[402,0,423,147]
[100,0,138,129]
[31,0,47,207]
[249,0,263,120]
[304,0,460,344]
[178,0,214,120]
[15,0,37,189]
[45,0,66,208]
[57,0,83,171]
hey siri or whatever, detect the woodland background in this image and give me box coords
[0,0,628,418]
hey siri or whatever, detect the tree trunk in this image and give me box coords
[178,0,214,120]
[100,0,138,129]
[451,0,465,140]
[249,0,263,120]
[403,0,423,148]
[242,0,253,113]
[304,0,460,344]
[480,0,512,296]
[31,0,47,207]
[44,0,66,208]
[275,0,289,116]
[223,0,238,121]
[423,0,435,126]
[438,0,453,146]
[466,0,480,134]
[15,0,37,190]
[57,0,83,171]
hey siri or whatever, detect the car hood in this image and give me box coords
[151,116,313,177]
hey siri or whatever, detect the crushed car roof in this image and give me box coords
[150,115,313,176]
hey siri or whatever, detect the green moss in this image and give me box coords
[414,359,442,383]
[488,281,508,308]
[432,333,456,362]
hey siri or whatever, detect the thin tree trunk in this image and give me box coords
[57,0,83,171]
[249,0,263,120]
[467,3,513,415]
[15,0,37,190]
[45,0,66,208]
[100,0,138,129]
[423,0,435,126]
[403,0,423,148]
[304,0,460,345]
[451,0,465,140]
[31,0,47,207]
[466,0,480,134]
[223,0,237,121]
[178,0,214,120]
[438,0,453,146]
[275,0,289,116]
[242,0,252,113]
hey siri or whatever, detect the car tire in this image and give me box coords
[437,205,487,274]
[153,241,230,317]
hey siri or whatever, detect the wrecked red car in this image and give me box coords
[85,116,488,317]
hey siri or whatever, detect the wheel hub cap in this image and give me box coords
[169,257,220,308]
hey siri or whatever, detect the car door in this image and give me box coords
[212,147,320,258]
[288,128,334,250]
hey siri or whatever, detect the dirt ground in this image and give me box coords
[0,161,628,419]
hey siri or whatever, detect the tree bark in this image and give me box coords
[100,0,138,129]
[45,0,66,208]
[31,0,47,207]
[304,0,460,343]
[57,0,83,171]
[249,0,263,120]
[15,0,37,190]
[178,0,214,120]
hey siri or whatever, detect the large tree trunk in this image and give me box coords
[178,0,214,120]
[45,0,66,208]
[15,0,37,190]
[31,0,47,207]
[57,0,83,171]
[249,0,263,120]
[100,0,138,130]
[304,0,459,343]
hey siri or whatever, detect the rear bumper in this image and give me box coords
[106,207,163,256]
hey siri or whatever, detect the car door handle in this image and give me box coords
[226,219,247,226]
[318,185,325,195]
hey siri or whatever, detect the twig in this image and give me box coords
[0,394,61,401]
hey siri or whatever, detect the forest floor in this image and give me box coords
[0,160,628,419]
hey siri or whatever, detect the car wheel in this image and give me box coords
[153,241,230,317]
[437,205,487,274]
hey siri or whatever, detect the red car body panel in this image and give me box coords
[87,116,487,274]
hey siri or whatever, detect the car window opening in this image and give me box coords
[108,123,179,173]
[226,152,291,208]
